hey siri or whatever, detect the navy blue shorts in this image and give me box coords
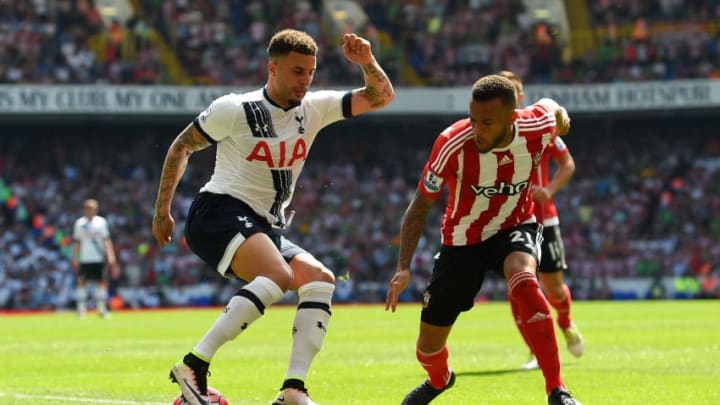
[184,192,307,277]
[420,223,542,327]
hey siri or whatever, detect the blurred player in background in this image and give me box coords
[499,70,584,370]
[71,198,118,319]
[152,29,394,405]
[386,75,583,405]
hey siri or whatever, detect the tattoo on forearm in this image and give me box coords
[155,125,209,212]
[361,63,392,106]
[178,125,210,152]
[397,195,433,269]
[364,86,384,107]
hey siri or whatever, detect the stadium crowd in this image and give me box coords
[1,120,719,310]
[3,0,720,85]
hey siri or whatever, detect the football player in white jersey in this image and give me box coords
[152,29,394,405]
[71,198,118,319]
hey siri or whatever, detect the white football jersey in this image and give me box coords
[73,215,111,263]
[195,87,351,227]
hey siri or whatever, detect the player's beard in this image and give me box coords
[287,87,306,108]
[475,126,513,153]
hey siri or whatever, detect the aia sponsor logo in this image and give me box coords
[247,139,307,168]
[470,180,529,197]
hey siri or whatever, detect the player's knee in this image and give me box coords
[547,286,566,302]
[317,266,335,284]
[291,258,335,286]
[502,252,537,277]
[280,266,295,289]
[302,265,335,287]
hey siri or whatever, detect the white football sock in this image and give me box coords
[194,276,284,360]
[95,286,108,315]
[76,286,87,316]
[285,281,334,381]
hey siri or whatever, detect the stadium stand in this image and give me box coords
[3,1,719,85]
[1,115,719,309]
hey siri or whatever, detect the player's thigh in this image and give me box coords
[231,233,292,290]
[185,192,291,287]
[281,236,334,287]
[489,223,542,278]
[283,243,335,290]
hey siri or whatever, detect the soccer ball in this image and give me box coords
[173,386,229,405]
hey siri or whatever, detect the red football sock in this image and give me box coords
[416,345,452,389]
[507,271,564,394]
[510,298,533,350]
[548,284,572,330]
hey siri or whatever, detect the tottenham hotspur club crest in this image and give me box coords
[295,113,305,134]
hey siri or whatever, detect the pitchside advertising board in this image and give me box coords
[0,79,716,116]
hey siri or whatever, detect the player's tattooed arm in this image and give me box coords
[154,123,211,216]
[342,33,395,114]
[386,190,434,311]
[357,62,395,109]
[396,191,436,272]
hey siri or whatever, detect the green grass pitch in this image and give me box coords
[2,300,719,404]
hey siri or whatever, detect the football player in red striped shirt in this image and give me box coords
[386,74,582,405]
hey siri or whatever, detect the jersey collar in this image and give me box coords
[263,86,295,112]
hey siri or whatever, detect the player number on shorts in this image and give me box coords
[509,230,538,253]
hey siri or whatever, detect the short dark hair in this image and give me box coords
[267,29,318,58]
[471,75,517,109]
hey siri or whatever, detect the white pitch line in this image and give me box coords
[0,391,169,405]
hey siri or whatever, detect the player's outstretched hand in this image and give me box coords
[385,269,411,312]
[152,213,175,247]
[342,33,374,65]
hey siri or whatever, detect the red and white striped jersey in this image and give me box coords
[418,103,556,246]
[532,137,569,226]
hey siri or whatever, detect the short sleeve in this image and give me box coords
[417,135,451,198]
[72,220,81,240]
[548,137,568,159]
[304,90,352,128]
[194,94,239,143]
